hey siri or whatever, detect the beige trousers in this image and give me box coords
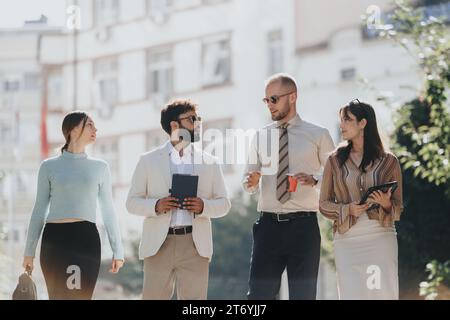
[142,233,209,300]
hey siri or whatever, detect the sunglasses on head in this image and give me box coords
[348,98,361,106]
[178,115,202,124]
[262,91,296,105]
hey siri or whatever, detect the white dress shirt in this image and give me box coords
[243,113,336,213]
[169,143,194,227]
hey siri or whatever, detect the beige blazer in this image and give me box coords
[126,141,231,261]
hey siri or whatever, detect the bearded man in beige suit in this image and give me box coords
[126,99,231,300]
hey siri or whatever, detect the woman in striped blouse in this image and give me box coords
[319,99,403,300]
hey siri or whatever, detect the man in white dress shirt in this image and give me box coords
[243,74,335,299]
[127,99,231,300]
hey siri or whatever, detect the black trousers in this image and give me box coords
[40,221,101,300]
[247,213,321,300]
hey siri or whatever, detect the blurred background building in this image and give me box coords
[0,15,62,298]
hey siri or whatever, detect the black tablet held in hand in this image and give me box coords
[359,181,398,205]
[170,174,199,209]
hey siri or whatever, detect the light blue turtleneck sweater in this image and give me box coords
[24,151,124,260]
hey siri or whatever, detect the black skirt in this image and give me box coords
[40,221,101,300]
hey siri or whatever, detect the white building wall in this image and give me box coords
[118,51,146,102]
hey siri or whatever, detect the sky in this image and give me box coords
[0,0,66,28]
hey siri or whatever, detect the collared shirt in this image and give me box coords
[168,143,194,227]
[243,113,336,213]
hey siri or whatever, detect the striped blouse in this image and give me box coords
[319,151,404,234]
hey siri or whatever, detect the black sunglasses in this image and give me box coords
[262,91,296,105]
[178,115,202,124]
[348,98,361,105]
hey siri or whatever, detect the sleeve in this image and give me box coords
[377,156,404,227]
[98,163,124,260]
[314,129,336,190]
[242,131,262,194]
[24,162,51,257]
[126,155,159,218]
[318,157,352,234]
[198,160,232,219]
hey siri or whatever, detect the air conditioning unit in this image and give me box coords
[95,27,111,43]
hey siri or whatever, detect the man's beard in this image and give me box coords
[271,106,289,121]
[189,129,200,143]
[179,125,200,143]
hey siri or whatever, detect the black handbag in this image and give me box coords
[12,267,38,300]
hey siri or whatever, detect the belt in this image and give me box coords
[261,211,316,222]
[168,226,193,235]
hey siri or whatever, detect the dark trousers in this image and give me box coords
[247,213,321,300]
[40,221,101,300]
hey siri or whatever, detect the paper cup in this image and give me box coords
[286,174,298,192]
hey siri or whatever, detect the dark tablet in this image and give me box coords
[359,181,398,205]
[170,174,199,209]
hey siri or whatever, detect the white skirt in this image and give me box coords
[333,213,399,300]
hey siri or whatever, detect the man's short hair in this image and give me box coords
[265,73,298,92]
[160,99,198,135]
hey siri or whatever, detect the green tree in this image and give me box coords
[419,260,450,300]
[366,0,450,298]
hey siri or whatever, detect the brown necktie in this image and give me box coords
[276,123,290,203]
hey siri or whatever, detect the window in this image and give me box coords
[94,57,118,108]
[0,223,26,243]
[146,129,168,151]
[1,76,21,109]
[3,79,20,92]
[202,36,231,86]
[23,73,41,91]
[148,0,172,23]
[47,69,63,110]
[340,67,356,81]
[95,140,119,184]
[148,48,173,103]
[0,120,13,157]
[95,0,119,27]
[267,30,284,75]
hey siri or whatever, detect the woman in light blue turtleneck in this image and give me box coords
[23,111,124,300]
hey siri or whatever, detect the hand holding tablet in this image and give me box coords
[359,181,398,205]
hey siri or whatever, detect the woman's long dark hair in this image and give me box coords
[337,100,384,172]
[60,111,89,153]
